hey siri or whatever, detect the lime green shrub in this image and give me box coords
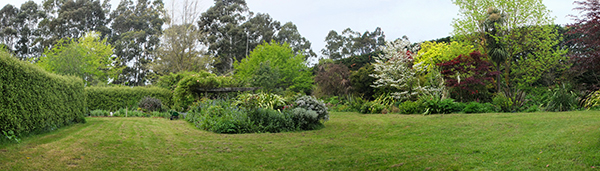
[0,51,86,138]
[85,86,173,111]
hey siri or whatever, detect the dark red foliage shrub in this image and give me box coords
[567,0,600,90]
[437,51,499,102]
[314,63,352,97]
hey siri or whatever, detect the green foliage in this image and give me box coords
[414,41,473,73]
[185,99,321,134]
[321,27,385,60]
[138,96,163,112]
[90,109,110,117]
[110,0,166,86]
[233,42,313,93]
[545,84,579,112]
[0,50,86,139]
[493,87,527,112]
[85,86,173,111]
[234,93,286,110]
[349,64,377,100]
[37,31,121,85]
[463,102,497,113]
[251,61,280,92]
[173,73,242,111]
[422,98,462,115]
[398,100,426,114]
[155,71,212,91]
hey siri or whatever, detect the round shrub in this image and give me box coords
[295,95,329,121]
[289,107,319,130]
[138,96,163,112]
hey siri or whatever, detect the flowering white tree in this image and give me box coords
[370,36,443,101]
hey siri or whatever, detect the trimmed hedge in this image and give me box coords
[85,86,173,111]
[0,51,86,137]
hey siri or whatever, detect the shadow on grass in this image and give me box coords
[0,118,104,149]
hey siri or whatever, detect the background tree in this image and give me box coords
[274,22,316,59]
[370,37,440,101]
[314,63,352,97]
[414,41,474,73]
[199,0,314,74]
[233,42,313,93]
[321,27,385,60]
[483,7,508,91]
[0,2,46,60]
[37,31,121,85]
[452,0,568,90]
[152,0,212,76]
[0,4,19,53]
[568,0,600,91]
[110,0,166,86]
[198,0,249,74]
[39,0,111,50]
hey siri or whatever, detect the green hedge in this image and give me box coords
[85,86,173,111]
[0,51,86,137]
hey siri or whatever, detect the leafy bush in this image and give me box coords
[86,86,172,111]
[155,71,212,91]
[295,95,329,121]
[173,73,243,111]
[234,42,314,93]
[90,109,110,117]
[349,64,377,100]
[234,93,286,110]
[0,51,86,139]
[462,102,497,114]
[546,84,579,112]
[437,51,498,102]
[398,100,425,114]
[248,108,295,133]
[493,87,526,112]
[423,98,462,115]
[288,107,321,130]
[186,99,254,134]
[138,96,163,112]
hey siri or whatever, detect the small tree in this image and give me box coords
[233,41,313,93]
[37,31,121,85]
[314,63,352,97]
[370,37,441,101]
[437,51,499,102]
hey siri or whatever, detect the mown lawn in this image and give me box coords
[1,111,600,170]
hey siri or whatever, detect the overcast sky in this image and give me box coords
[1,0,578,57]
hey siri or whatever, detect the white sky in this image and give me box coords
[1,0,578,57]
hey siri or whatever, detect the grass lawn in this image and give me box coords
[1,111,600,170]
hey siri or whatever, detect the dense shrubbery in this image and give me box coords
[85,86,172,111]
[184,94,328,134]
[1,51,86,142]
[173,72,243,111]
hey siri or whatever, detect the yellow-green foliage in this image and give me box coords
[584,90,600,109]
[414,41,474,73]
[85,86,173,111]
[173,73,243,111]
[0,51,86,136]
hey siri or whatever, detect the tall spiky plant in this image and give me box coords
[484,7,508,91]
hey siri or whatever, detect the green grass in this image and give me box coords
[1,111,600,170]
